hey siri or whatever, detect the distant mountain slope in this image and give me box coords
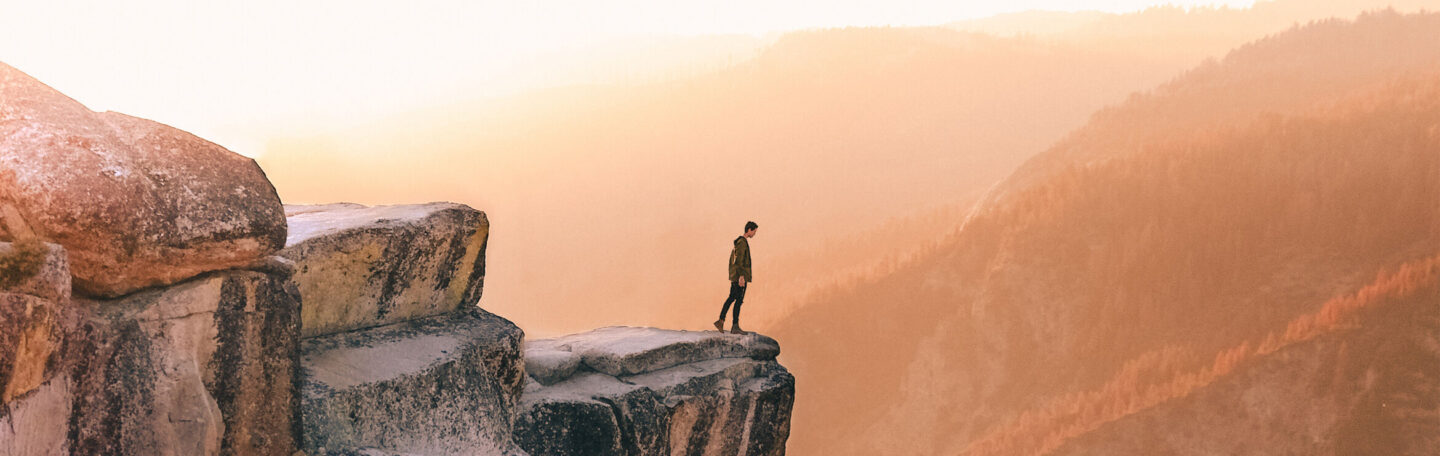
[969,254,1440,456]
[991,9,1440,206]
[261,25,1204,335]
[949,0,1439,46]
[770,13,1440,455]
[262,2,1419,336]
[1044,255,1440,456]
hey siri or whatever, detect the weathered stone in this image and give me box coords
[0,292,64,405]
[280,202,489,338]
[0,62,287,298]
[524,340,583,386]
[67,268,301,456]
[0,240,68,302]
[0,374,73,456]
[514,328,794,456]
[300,307,525,455]
[536,326,780,378]
[0,241,72,405]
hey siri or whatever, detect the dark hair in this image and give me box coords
[745,221,758,232]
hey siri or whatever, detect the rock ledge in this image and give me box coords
[515,327,793,456]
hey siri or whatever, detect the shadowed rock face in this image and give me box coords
[0,292,64,408]
[0,63,287,298]
[515,327,794,456]
[300,307,526,455]
[65,268,302,456]
[280,203,489,338]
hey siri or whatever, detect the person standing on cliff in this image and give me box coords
[716,221,757,334]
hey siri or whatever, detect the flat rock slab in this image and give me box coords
[515,327,793,456]
[68,268,302,456]
[0,62,286,298]
[514,351,794,456]
[528,326,780,380]
[280,202,489,338]
[300,308,526,456]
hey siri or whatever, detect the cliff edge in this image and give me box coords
[0,61,794,456]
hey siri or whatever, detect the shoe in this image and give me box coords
[730,326,745,335]
[713,320,725,332]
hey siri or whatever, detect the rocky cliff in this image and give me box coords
[0,61,794,455]
[1,60,301,456]
[515,327,794,456]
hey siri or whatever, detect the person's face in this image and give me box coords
[746,228,757,238]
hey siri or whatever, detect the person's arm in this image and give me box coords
[738,239,751,286]
[729,242,742,283]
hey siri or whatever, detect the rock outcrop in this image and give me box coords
[281,203,488,338]
[300,308,525,455]
[287,202,527,455]
[0,248,301,455]
[0,62,287,298]
[514,327,794,456]
[0,62,794,456]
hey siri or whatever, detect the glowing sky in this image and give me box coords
[0,0,1254,156]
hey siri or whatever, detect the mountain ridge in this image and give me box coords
[771,12,1440,455]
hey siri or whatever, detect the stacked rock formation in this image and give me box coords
[0,61,300,455]
[0,61,792,456]
[279,202,524,455]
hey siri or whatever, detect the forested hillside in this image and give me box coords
[771,12,1440,454]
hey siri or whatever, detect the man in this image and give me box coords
[716,221,757,334]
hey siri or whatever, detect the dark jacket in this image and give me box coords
[728,236,752,283]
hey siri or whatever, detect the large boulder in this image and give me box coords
[0,62,286,298]
[514,328,794,456]
[281,202,489,338]
[300,307,526,455]
[66,267,301,456]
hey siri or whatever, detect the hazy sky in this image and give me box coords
[0,0,1254,156]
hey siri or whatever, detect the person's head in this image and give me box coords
[744,221,758,238]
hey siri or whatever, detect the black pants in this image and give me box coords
[719,281,746,325]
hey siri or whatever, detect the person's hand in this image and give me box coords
[739,277,746,287]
